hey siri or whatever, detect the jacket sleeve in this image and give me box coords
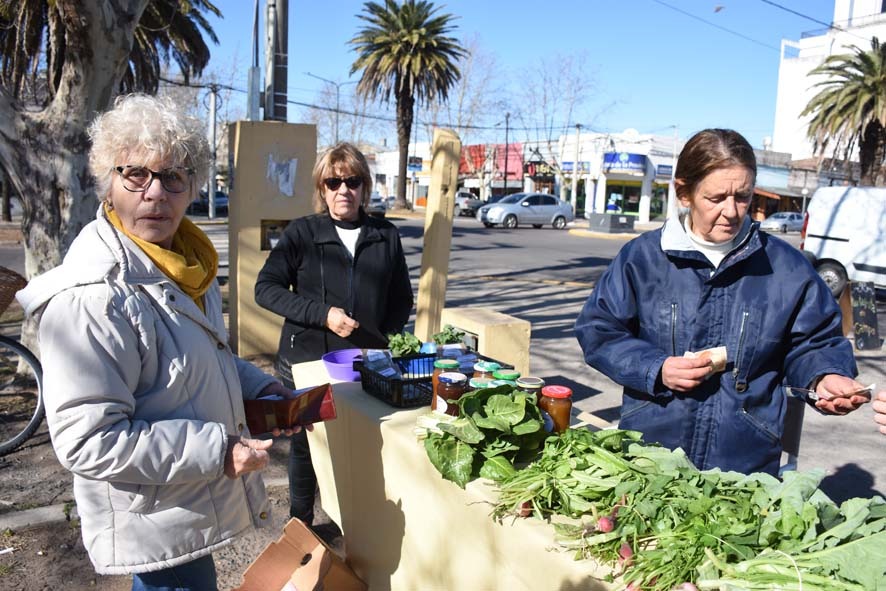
[254,219,330,328]
[574,251,670,396]
[379,232,414,336]
[38,288,228,485]
[782,272,857,387]
[235,357,279,400]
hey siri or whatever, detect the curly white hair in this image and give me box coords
[88,93,210,200]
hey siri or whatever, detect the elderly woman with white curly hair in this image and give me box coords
[16,93,301,591]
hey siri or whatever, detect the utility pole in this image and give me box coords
[503,112,510,196]
[305,72,357,144]
[207,84,218,219]
[246,0,261,120]
[571,123,582,214]
[264,0,288,121]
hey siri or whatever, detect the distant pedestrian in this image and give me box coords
[575,128,870,476]
[16,94,302,591]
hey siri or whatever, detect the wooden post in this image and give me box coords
[414,128,461,342]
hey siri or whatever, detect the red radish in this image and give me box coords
[625,582,642,591]
[618,542,634,567]
[596,515,615,532]
[518,501,532,517]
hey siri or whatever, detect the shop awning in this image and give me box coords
[754,187,780,200]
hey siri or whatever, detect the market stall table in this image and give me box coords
[295,360,615,591]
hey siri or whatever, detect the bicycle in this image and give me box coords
[0,266,44,456]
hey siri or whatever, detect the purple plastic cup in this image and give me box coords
[321,348,362,382]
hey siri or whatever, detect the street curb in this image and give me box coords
[568,228,639,240]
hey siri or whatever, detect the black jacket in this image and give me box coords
[255,212,414,383]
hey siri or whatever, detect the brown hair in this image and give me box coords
[311,142,373,214]
[674,129,756,201]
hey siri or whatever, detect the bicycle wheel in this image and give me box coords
[0,334,45,456]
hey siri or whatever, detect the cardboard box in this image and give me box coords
[244,384,336,435]
[236,518,367,591]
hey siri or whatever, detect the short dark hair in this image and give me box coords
[674,129,756,201]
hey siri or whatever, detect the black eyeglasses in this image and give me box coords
[323,176,362,191]
[114,165,194,194]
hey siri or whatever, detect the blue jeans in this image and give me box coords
[131,554,218,591]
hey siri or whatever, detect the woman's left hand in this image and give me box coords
[256,382,313,437]
[813,374,872,415]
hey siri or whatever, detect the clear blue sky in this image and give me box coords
[203,0,836,148]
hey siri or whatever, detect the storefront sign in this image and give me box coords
[603,152,647,175]
[524,161,556,180]
[656,164,673,178]
[561,161,591,173]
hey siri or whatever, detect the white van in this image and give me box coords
[801,186,886,296]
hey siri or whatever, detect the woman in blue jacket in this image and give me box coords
[575,129,870,476]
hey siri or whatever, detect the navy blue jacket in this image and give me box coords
[575,216,856,475]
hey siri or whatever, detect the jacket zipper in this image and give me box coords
[670,303,678,356]
[733,311,749,379]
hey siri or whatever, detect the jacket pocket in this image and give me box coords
[654,302,679,356]
[108,482,159,514]
[736,405,780,444]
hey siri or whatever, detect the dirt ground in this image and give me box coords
[0,344,325,591]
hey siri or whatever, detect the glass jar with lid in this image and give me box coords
[515,376,545,398]
[432,359,460,411]
[538,385,573,434]
[436,372,468,416]
[492,368,520,382]
[468,377,493,390]
[472,361,501,380]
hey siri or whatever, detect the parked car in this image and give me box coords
[454,191,483,217]
[188,190,228,216]
[476,192,574,229]
[367,192,387,218]
[759,211,803,233]
[801,186,886,296]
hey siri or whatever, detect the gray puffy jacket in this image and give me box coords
[17,208,276,575]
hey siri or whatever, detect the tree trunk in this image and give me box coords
[0,167,10,222]
[0,0,149,353]
[394,83,415,210]
[859,119,886,186]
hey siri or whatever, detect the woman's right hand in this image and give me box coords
[326,306,360,338]
[224,435,273,478]
[661,356,714,392]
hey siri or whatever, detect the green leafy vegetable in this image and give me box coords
[432,324,465,345]
[387,331,422,356]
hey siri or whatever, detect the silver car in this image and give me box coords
[476,192,575,229]
[367,192,386,218]
[760,211,803,233]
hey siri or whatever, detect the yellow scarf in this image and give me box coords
[105,204,218,313]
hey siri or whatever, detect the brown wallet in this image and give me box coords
[244,384,337,435]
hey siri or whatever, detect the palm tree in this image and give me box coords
[350,0,466,209]
[802,37,886,186]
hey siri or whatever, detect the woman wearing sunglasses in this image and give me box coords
[16,94,301,590]
[255,142,414,537]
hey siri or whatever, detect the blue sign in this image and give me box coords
[656,164,673,178]
[603,152,647,174]
[561,161,591,173]
[407,156,423,172]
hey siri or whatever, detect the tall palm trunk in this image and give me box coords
[859,119,886,186]
[395,83,415,210]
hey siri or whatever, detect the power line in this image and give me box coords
[648,0,780,51]
[758,0,870,43]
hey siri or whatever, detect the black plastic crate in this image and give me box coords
[356,353,435,408]
[355,351,514,408]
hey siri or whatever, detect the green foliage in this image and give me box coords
[423,385,547,488]
[802,36,886,185]
[387,331,422,357]
[432,324,465,345]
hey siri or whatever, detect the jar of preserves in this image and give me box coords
[492,369,521,382]
[538,385,573,434]
[515,376,545,397]
[436,372,468,416]
[487,379,514,388]
[432,359,460,411]
[468,377,493,390]
[472,361,501,380]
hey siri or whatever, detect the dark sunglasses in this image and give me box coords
[323,176,362,191]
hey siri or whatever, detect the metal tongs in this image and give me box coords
[786,383,876,402]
